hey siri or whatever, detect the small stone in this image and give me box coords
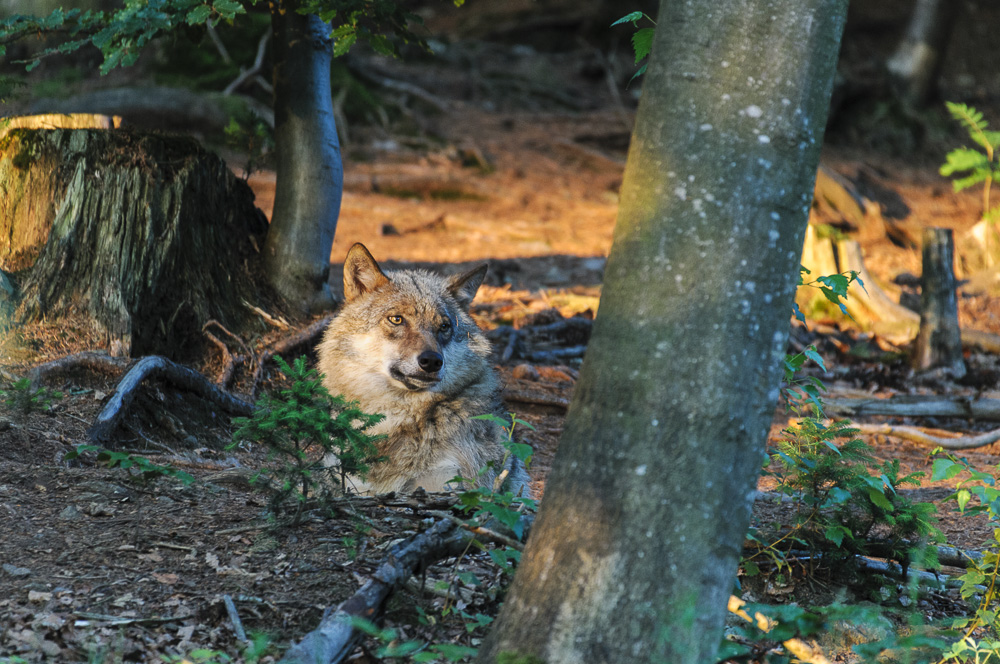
[2,563,31,577]
[58,505,81,521]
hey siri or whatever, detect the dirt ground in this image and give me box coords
[5,1,1000,661]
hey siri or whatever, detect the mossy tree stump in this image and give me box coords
[0,126,269,357]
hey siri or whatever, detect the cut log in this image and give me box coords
[825,394,1000,421]
[0,127,270,357]
[854,422,1000,450]
[912,228,965,377]
[0,113,122,136]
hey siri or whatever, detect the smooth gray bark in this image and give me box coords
[264,3,342,312]
[477,1,848,662]
[886,0,959,106]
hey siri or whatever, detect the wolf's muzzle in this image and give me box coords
[418,350,444,373]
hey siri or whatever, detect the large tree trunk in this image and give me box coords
[477,1,848,662]
[0,127,268,357]
[264,2,342,313]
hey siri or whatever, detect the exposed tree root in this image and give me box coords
[855,421,1000,450]
[250,314,334,396]
[88,356,255,444]
[26,351,129,389]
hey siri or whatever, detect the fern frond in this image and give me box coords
[940,147,990,176]
[951,171,990,192]
[947,101,988,132]
[946,101,994,153]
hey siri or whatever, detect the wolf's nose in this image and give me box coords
[418,350,443,373]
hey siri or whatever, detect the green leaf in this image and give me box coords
[631,27,655,64]
[940,147,990,177]
[957,488,971,512]
[611,11,644,26]
[947,101,989,133]
[803,347,826,371]
[628,63,647,85]
[212,0,245,19]
[186,5,211,25]
[333,32,357,58]
[824,524,850,547]
[867,486,894,511]
[931,458,963,481]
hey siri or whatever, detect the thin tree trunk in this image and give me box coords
[477,1,848,662]
[264,2,342,312]
[912,227,965,377]
[886,0,959,106]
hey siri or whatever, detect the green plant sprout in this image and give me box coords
[611,11,656,84]
[229,355,384,524]
[0,377,62,414]
[65,445,195,487]
[941,102,1000,223]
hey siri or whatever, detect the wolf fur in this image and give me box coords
[316,243,531,497]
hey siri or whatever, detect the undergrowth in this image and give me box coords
[228,354,384,524]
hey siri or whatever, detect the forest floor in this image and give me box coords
[4,1,1000,661]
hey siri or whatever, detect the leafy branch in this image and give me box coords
[941,101,1000,222]
[611,11,656,85]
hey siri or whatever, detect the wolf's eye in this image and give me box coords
[439,320,452,333]
[387,315,403,325]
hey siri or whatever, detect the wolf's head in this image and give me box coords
[334,243,488,394]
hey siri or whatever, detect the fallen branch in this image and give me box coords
[26,351,129,389]
[825,394,1000,421]
[854,422,1000,450]
[279,519,468,664]
[503,388,570,410]
[426,510,525,552]
[501,329,519,363]
[88,356,255,444]
[526,346,587,363]
[223,594,248,642]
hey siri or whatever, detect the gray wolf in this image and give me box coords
[316,243,531,497]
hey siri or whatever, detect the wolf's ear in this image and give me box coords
[343,243,390,302]
[447,264,488,310]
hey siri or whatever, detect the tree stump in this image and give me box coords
[0,126,269,357]
[912,227,965,377]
